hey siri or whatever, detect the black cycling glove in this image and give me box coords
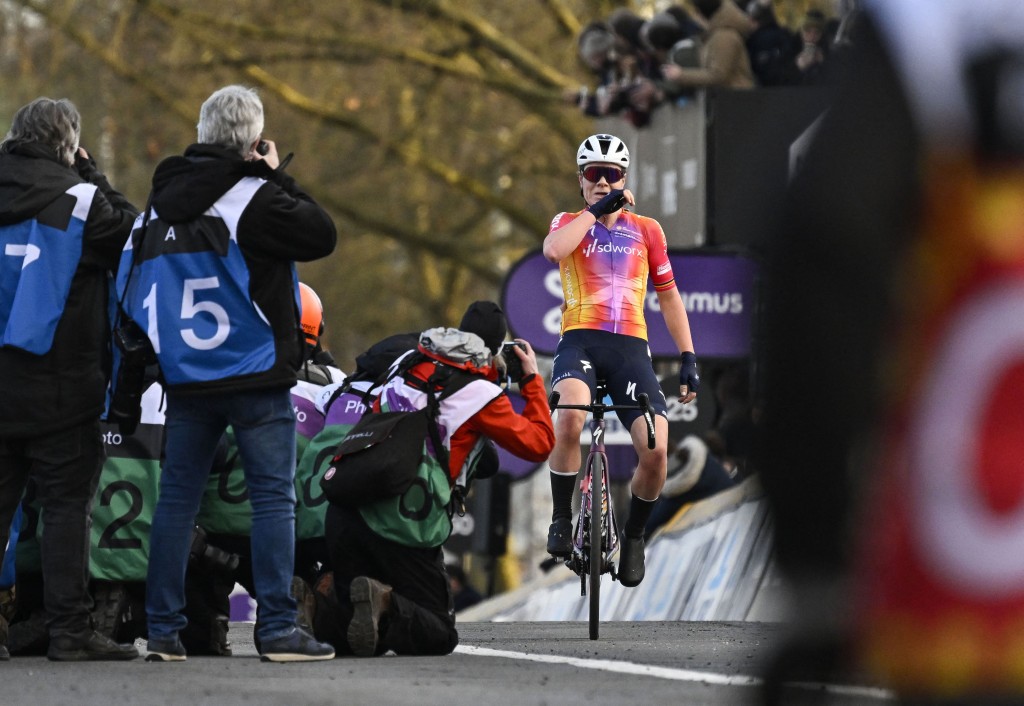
[679,352,700,394]
[586,189,627,219]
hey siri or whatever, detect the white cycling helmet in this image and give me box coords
[576,133,630,169]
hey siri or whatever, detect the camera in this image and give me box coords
[501,341,526,384]
[256,140,270,156]
[668,38,700,69]
[189,525,240,576]
[107,316,157,436]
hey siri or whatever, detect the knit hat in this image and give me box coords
[459,301,507,354]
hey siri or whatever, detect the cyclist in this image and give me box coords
[543,133,699,587]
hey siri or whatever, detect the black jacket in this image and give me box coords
[147,144,336,395]
[0,144,139,437]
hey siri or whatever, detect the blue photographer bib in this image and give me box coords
[116,178,294,385]
[0,183,95,354]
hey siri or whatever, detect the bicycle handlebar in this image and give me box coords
[548,390,656,450]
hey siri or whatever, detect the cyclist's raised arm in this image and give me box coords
[543,210,593,263]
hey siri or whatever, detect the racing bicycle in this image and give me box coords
[548,379,656,640]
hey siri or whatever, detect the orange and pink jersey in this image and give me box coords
[549,209,676,340]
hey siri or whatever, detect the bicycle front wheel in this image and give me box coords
[588,453,604,640]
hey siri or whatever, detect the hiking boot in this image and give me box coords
[347,576,392,657]
[291,576,317,632]
[260,626,334,662]
[617,532,646,588]
[145,635,187,662]
[47,629,139,661]
[546,517,573,557]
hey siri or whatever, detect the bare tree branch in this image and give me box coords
[365,0,577,89]
[137,0,553,237]
[320,195,504,285]
[14,0,195,122]
[540,0,584,37]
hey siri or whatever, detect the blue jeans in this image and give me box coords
[146,388,298,643]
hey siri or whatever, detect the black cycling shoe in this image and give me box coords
[617,532,646,587]
[546,518,573,557]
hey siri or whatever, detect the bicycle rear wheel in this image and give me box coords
[588,454,604,640]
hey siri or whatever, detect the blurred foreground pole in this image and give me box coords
[757,1,1024,702]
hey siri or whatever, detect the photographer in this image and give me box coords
[0,98,140,661]
[661,0,756,91]
[116,85,336,662]
[302,301,554,657]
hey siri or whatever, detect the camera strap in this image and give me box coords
[115,191,154,328]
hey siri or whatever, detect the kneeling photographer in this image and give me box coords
[302,301,554,657]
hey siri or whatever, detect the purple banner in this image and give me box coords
[500,249,758,359]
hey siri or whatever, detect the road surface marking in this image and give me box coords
[455,645,895,700]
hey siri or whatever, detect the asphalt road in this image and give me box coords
[0,621,895,706]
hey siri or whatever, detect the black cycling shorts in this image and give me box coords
[550,328,667,430]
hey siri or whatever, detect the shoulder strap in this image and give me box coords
[421,367,451,477]
[116,191,154,327]
[323,378,356,414]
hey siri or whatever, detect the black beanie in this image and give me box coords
[459,301,507,354]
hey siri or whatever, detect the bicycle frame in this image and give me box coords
[569,409,619,581]
[548,381,655,640]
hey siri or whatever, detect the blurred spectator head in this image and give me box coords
[664,4,706,35]
[576,133,630,170]
[801,9,827,44]
[745,0,778,27]
[692,0,724,21]
[607,8,646,56]
[576,21,616,73]
[640,11,686,57]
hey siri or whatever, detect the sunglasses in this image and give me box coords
[580,165,626,183]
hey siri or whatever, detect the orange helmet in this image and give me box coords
[298,282,323,347]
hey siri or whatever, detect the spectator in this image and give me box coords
[633,9,702,108]
[542,134,699,589]
[447,564,483,613]
[293,330,420,572]
[644,435,738,538]
[704,362,756,475]
[606,8,659,127]
[116,85,337,662]
[663,4,707,38]
[291,282,346,583]
[661,0,757,91]
[565,21,628,119]
[0,97,140,661]
[606,7,647,71]
[302,302,554,657]
[792,9,830,84]
[744,1,802,86]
